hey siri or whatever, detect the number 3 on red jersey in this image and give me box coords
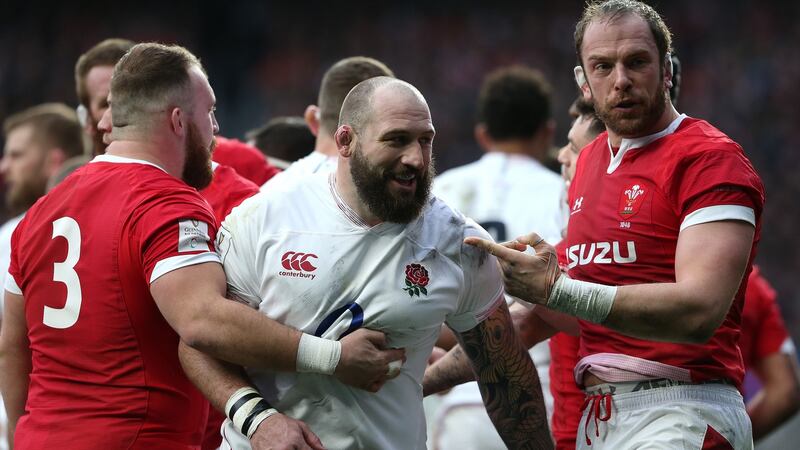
[44,217,82,329]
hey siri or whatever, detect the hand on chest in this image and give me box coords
[262,232,461,346]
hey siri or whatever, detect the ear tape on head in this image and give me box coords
[573,66,587,89]
[76,104,88,128]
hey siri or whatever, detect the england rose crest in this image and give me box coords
[403,263,429,297]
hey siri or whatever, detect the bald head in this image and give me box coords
[318,56,394,135]
[339,77,427,134]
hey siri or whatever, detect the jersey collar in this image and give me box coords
[606,113,687,174]
[328,173,371,229]
[91,154,167,173]
[327,173,408,234]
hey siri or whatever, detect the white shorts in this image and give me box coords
[431,402,506,450]
[577,382,753,450]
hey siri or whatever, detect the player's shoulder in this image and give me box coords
[262,170,327,199]
[662,117,761,187]
[517,158,566,191]
[577,132,610,165]
[211,163,260,192]
[669,117,744,157]
[435,158,484,186]
[412,196,489,258]
[225,172,328,231]
[135,169,207,206]
[57,157,206,210]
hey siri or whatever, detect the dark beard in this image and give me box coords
[182,123,215,190]
[595,80,668,138]
[349,144,434,224]
[91,127,107,156]
[6,175,48,215]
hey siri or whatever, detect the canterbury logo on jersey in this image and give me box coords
[279,251,318,279]
[566,241,637,268]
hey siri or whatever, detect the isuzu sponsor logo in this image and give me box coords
[566,241,637,269]
[279,251,318,279]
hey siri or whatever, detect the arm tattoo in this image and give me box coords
[422,345,475,396]
[458,302,553,449]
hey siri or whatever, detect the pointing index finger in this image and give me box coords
[463,236,523,262]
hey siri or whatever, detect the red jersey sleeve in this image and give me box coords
[6,216,29,295]
[745,268,789,365]
[667,142,764,229]
[131,191,221,284]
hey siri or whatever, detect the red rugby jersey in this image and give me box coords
[740,265,791,369]
[200,162,260,226]
[564,116,765,388]
[8,155,219,449]
[212,137,279,186]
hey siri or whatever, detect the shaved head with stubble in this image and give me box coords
[336,77,436,224]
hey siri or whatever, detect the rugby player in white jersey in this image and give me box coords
[431,66,566,449]
[180,77,552,450]
[262,56,394,187]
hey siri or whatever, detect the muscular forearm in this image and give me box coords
[747,353,800,440]
[0,349,30,446]
[0,292,30,447]
[747,389,799,440]
[603,281,729,343]
[184,298,302,371]
[461,303,553,449]
[152,263,303,372]
[178,341,254,413]
[422,345,474,396]
[510,303,558,348]
[422,304,560,397]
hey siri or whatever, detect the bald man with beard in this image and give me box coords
[181,77,552,450]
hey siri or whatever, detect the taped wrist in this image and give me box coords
[296,333,341,374]
[546,274,617,324]
[225,387,278,439]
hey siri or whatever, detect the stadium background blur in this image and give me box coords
[1,0,797,405]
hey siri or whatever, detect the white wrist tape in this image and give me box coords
[296,333,342,374]
[225,387,278,439]
[546,275,617,324]
[244,407,278,439]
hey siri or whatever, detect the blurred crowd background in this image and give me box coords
[1,0,797,342]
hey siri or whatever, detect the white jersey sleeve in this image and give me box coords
[445,220,504,332]
[216,195,265,308]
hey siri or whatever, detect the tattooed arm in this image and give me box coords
[422,303,559,396]
[457,301,553,449]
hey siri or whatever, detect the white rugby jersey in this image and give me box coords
[218,172,504,450]
[260,150,337,190]
[433,151,566,422]
[433,152,567,244]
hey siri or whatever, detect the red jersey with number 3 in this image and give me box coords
[7,155,220,449]
[565,115,765,387]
